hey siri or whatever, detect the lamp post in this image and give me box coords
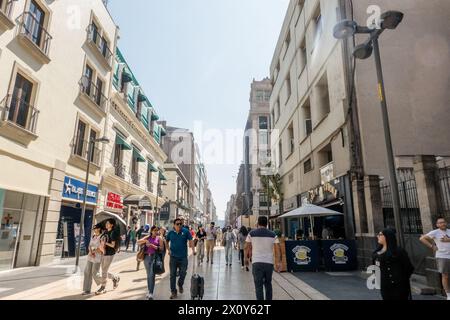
[75,137,109,270]
[333,11,405,248]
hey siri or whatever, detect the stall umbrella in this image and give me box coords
[279,204,343,239]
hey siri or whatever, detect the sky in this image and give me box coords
[108,0,290,219]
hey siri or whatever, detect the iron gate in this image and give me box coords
[436,165,450,222]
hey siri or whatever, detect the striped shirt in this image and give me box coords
[246,228,279,264]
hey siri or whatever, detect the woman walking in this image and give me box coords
[373,228,414,300]
[196,225,207,266]
[82,224,105,295]
[130,227,137,252]
[138,226,164,300]
[238,226,249,271]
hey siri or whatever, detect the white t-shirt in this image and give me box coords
[246,228,279,265]
[426,228,450,259]
[205,226,216,240]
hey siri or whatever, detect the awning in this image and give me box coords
[121,70,133,83]
[148,162,158,172]
[123,195,152,210]
[159,170,167,181]
[138,92,147,103]
[133,149,146,162]
[115,135,132,150]
[151,111,159,121]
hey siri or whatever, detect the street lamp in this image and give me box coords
[75,137,110,270]
[334,11,405,248]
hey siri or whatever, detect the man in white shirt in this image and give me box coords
[245,216,282,301]
[420,217,450,300]
[205,222,217,264]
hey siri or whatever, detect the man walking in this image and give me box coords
[223,226,236,267]
[420,216,450,300]
[166,218,196,299]
[125,226,131,251]
[96,219,121,295]
[205,222,216,264]
[245,216,282,301]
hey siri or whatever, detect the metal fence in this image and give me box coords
[436,165,450,222]
[380,168,423,234]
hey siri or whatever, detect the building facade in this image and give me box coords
[0,0,118,269]
[269,0,450,281]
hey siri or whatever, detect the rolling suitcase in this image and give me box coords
[190,273,204,300]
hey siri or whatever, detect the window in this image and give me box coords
[27,1,46,48]
[83,65,93,95]
[299,40,307,73]
[147,167,153,191]
[0,0,14,18]
[81,64,106,109]
[304,158,312,173]
[259,193,268,207]
[289,172,294,184]
[7,73,34,130]
[276,98,280,121]
[315,73,331,121]
[74,119,87,157]
[285,75,291,104]
[95,78,104,106]
[87,18,112,64]
[311,8,323,53]
[318,144,333,167]
[283,31,291,60]
[271,110,275,128]
[259,116,268,130]
[278,141,283,166]
[302,99,312,136]
[288,122,294,154]
[264,91,271,102]
[255,90,264,102]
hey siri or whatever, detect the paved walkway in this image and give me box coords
[0,247,327,300]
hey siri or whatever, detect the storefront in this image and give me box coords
[0,188,47,271]
[56,176,98,258]
[123,195,153,227]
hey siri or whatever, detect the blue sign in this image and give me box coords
[62,176,98,204]
[285,241,320,272]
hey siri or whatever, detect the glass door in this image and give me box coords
[10,74,33,128]
[27,0,45,48]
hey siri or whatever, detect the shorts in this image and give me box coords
[436,258,450,274]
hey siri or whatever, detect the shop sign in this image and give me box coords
[330,243,350,264]
[62,177,98,204]
[308,182,339,204]
[320,162,334,185]
[292,245,312,265]
[106,192,124,210]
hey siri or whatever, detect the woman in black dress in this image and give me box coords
[373,228,414,300]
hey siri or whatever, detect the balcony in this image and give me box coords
[131,172,141,186]
[114,162,126,179]
[0,0,15,29]
[70,139,101,168]
[86,24,113,70]
[17,12,52,64]
[0,94,39,144]
[79,76,107,116]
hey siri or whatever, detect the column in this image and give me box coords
[364,175,384,236]
[352,179,367,235]
[37,160,66,266]
[413,155,438,234]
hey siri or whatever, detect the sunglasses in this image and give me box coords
[175,223,182,226]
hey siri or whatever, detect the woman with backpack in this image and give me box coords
[138,226,164,300]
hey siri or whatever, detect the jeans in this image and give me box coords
[83,260,102,292]
[252,263,274,300]
[225,245,233,264]
[169,256,188,293]
[205,239,215,263]
[100,255,116,286]
[196,241,205,263]
[132,239,137,252]
[144,254,156,294]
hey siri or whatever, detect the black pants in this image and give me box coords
[239,249,245,267]
[252,263,274,300]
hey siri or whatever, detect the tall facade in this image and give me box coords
[269,0,450,277]
[0,0,117,269]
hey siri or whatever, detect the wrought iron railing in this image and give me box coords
[79,76,107,111]
[0,94,39,133]
[19,12,52,56]
[436,166,450,222]
[87,24,113,66]
[0,0,14,18]
[71,139,101,166]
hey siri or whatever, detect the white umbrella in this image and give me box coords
[280,204,343,240]
[96,211,127,236]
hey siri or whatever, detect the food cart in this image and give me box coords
[280,204,357,272]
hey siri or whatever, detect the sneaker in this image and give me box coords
[246,266,249,272]
[178,285,184,294]
[113,276,120,289]
[148,293,154,300]
[95,286,106,295]
[81,291,91,296]
[170,292,177,299]
[241,266,245,270]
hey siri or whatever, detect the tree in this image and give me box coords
[257,163,284,213]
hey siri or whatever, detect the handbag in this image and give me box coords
[136,245,146,262]
[153,252,165,275]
